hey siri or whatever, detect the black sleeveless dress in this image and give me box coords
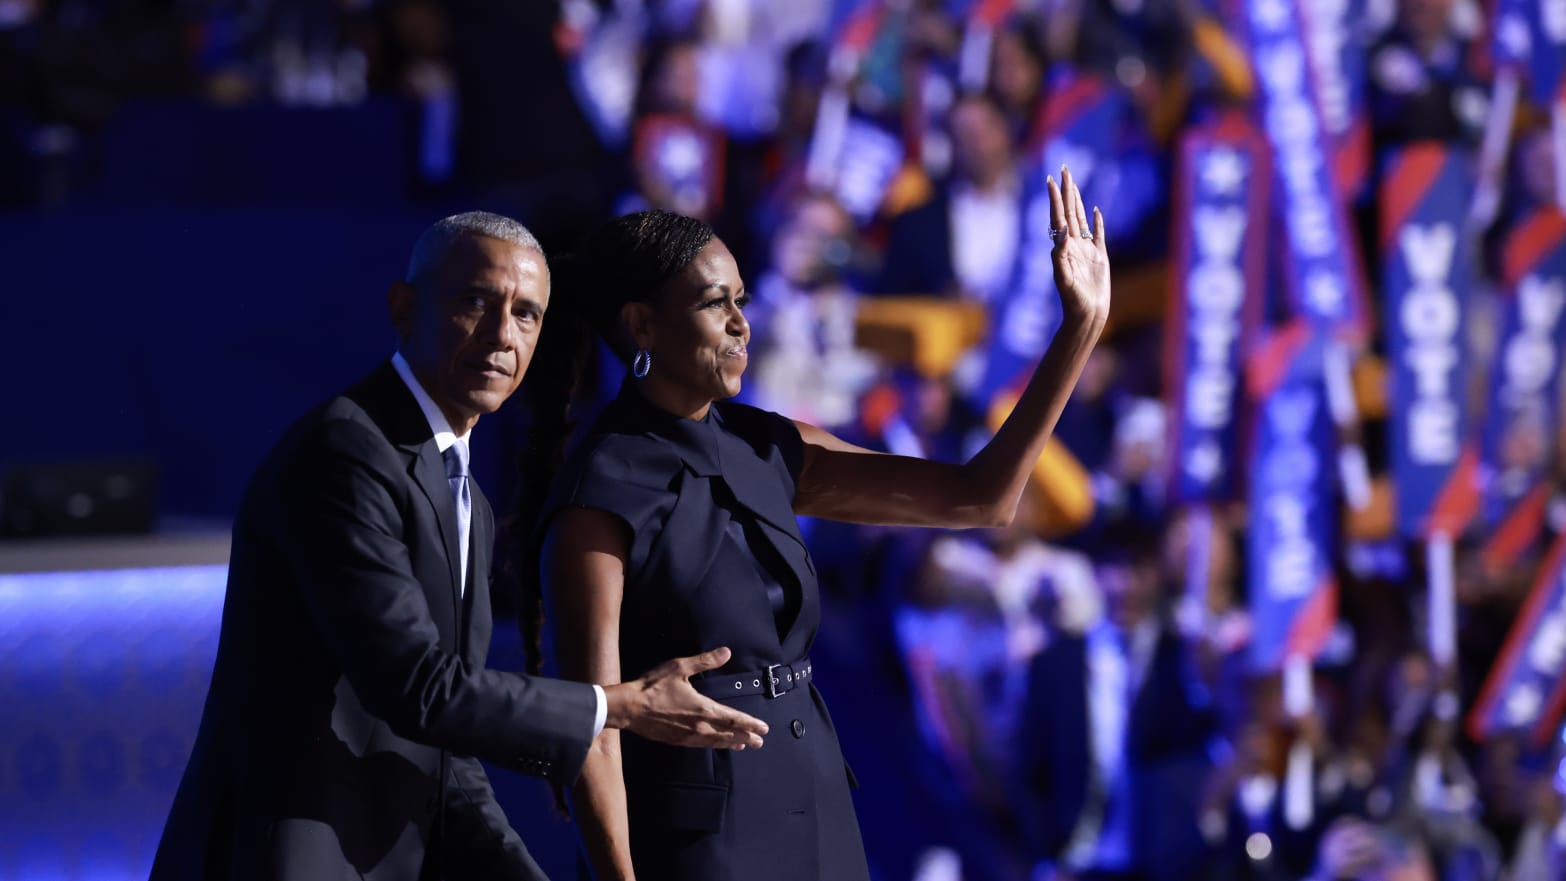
[543,382,870,881]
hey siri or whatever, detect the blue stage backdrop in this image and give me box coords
[0,208,427,521]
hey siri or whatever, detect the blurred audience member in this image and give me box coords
[1506,769,1566,881]
[1512,123,1561,213]
[1472,735,1534,860]
[751,39,830,245]
[1200,714,1316,881]
[619,37,728,220]
[692,0,831,138]
[897,488,1096,881]
[1044,345,1168,555]
[1017,538,1218,881]
[1389,708,1504,881]
[1367,0,1488,151]
[1098,395,1166,524]
[1304,816,1437,881]
[990,18,1048,144]
[851,368,985,463]
[635,35,701,120]
[914,488,1096,676]
[746,192,880,428]
[879,92,1022,304]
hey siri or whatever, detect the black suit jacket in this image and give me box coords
[1016,625,1216,881]
[151,362,598,881]
[876,185,957,296]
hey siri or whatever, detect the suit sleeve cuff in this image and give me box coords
[591,684,608,737]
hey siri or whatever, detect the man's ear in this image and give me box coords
[388,281,417,342]
[621,301,656,351]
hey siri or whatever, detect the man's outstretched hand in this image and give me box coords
[602,646,768,749]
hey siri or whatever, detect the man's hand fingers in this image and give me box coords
[709,701,768,738]
[685,700,767,749]
[677,645,733,677]
[682,721,765,750]
[717,729,765,750]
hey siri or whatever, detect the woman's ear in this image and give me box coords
[621,301,656,351]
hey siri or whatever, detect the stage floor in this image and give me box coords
[0,533,579,881]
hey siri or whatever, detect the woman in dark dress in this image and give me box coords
[531,169,1110,881]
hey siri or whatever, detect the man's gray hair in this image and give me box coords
[405,211,543,286]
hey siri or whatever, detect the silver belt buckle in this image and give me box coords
[764,663,783,699]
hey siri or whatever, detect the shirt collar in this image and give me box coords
[390,351,469,454]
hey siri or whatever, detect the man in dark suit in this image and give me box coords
[1017,543,1218,881]
[151,212,768,881]
[877,93,1023,303]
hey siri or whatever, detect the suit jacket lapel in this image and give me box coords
[411,449,464,613]
[352,363,464,614]
[465,483,495,667]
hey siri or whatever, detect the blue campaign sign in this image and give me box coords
[633,114,726,220]
[1166,119,1270,504]
[1469,534,1566,744]
[1248,366,1339,672]
[1300,0,1370,198]
[1492,0,1566,104]
[1482,209,1566,554]
[833,115,905,225]
[1246,0,1368,338]
[1380,144,1477,538]
[1492,0,1531,69]
[1526,0,1566,106]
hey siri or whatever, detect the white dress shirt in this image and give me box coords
[391,352,470,591]
[391,352,607,736]
[949,175,1021,303]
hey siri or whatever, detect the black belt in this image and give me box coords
[695,658,813,700]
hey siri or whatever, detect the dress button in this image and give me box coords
[791,719,805,739]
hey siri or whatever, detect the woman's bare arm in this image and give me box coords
[545,508,639,881]
[794,168,1110,529]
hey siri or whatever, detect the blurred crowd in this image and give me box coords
[540,4,1566,880]
[6,1,1566,881]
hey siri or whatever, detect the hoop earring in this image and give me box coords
[632,349,652,379]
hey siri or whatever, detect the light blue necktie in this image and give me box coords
[442,441,470,595]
